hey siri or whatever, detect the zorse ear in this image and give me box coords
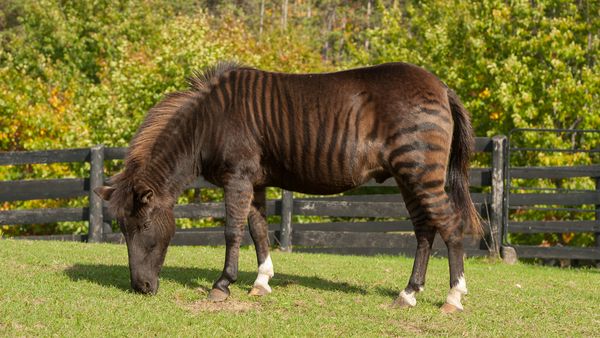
[140,189,154,204]
[94,186,116,201]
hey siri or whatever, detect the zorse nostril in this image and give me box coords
[144,281,151,290]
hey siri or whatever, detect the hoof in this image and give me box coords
[391,296,415,309]
[440,303,462,314]
[248,285,271,297]
[207,288,229,302]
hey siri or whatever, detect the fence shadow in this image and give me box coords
[64,264,372,295]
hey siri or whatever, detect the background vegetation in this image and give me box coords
[1,0,598,247]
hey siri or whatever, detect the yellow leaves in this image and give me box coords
[562,232,575,244]
[47,87,71,115]
[48,94,60,110]
[489,111,501,121]
[479,87,491,99]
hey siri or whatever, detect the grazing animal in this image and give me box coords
[95,62,482,313]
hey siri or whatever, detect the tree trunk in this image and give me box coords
[282,0,288,31]
[365,0,372,50]
[259,0,265,36]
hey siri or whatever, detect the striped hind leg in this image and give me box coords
[399,177,467,312]
[402,173,467,312]
[438,217,468,313]
[392,173,451,309]
[398,179,467,312]
[389,151,467,311]
[393,225,436,308]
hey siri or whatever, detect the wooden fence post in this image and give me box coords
[279,189,293,252]
[490,135,506,258]
[88,145,104,243]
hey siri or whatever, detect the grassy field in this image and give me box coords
[0,240,598,337]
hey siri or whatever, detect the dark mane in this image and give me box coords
[107,61,242,216]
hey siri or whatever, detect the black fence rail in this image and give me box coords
[1,133,599,262]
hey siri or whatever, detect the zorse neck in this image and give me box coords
[129,93,207,205]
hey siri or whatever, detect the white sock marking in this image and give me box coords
[399,289,417,307]
[445,275,467,309]
[253,255,274,292]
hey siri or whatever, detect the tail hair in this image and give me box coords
[447,89,483,238]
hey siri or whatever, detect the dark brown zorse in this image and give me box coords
[96,62,482,313]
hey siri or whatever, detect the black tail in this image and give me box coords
[447,89,483,238]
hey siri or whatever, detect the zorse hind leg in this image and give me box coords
[398,182,467,312]
[391,160,467,312]
[400,184,467,312]
[247,188,274,296]
[208,179,254,302]
[392,225,436,308]
[438,222,468,313]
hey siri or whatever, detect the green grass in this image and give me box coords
[0,240,598,337]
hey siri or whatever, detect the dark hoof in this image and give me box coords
[391,296,415,309]
[207,288,229,302]
[440,303,462,314]
[248,285,271,297]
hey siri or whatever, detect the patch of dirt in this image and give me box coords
[10,322,25,331]
[33,323,46,330]
[176,287,260,314]
[25,298,46,306]
[183,299,260,314]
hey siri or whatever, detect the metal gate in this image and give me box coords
[505,128,600,260]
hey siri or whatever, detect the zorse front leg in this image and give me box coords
[247,188,274,296]
[208,180,254,302]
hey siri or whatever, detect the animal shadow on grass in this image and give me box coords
[64,264,373,295]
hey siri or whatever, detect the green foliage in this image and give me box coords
[1,0,598,245]
[348,0,599,143]
[3,0,597,153]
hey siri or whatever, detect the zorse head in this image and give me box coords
[94,184,176,295]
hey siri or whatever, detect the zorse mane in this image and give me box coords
[128,61,241,169]
[107,61,242,216]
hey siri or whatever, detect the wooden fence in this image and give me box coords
[1,135,599,261]
[506,165,600,260]
[504,129,600,261]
